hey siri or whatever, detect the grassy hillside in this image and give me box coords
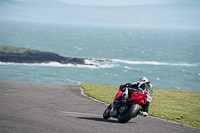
[0,45,33,53]
[79,83,200,128]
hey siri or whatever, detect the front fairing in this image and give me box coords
[113,90,123,102]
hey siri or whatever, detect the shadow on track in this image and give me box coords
[77,117,136,124]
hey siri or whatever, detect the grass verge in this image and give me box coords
[78,83,200,128]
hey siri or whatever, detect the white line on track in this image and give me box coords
[60,111,102,117]
[79,87,108,105]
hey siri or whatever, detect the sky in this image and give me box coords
[54,0,200,6]
[15,0,200,6]
[7,0,200,28]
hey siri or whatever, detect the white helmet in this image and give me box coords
[139,77,149,82]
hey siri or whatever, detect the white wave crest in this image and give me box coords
[111,59,198,67]
[0,59,197,68]
[0,61,116,69]
[84,59,116,68]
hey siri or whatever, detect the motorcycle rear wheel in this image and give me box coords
[118,102,138,123]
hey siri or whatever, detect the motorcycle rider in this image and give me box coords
[119,77,153,117]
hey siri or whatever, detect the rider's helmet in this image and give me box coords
[139,77,149,82]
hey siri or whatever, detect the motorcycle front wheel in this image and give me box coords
[103,104,111,119]
[118,102,138,123]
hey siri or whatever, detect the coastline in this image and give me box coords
[0,45,85,65]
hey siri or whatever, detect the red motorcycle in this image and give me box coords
[103,87,147,123]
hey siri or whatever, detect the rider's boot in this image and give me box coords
[142,112,148,117]
[138,110,148,117]
[137,108,143,115]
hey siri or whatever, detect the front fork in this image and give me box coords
[110,100,128,117]
[122,87,128,101]
[110,101,117,116]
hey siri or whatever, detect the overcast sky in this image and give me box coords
[15,0,200,6]
[54,0,200,6]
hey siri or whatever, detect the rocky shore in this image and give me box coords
[0,45,85,65]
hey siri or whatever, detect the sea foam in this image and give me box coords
[0,61,116,69]
[0,58,198,68]
[111,59,198,67]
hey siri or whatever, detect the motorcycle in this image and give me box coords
[103,87,148,123]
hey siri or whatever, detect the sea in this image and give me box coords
[0,19,200,92]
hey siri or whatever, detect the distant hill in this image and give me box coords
[0,0,200,28]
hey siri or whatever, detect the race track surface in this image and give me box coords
[0,80,199,133]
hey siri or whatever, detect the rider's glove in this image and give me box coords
[119,85,124,88]
[119,85,126,91]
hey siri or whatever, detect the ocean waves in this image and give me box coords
[111,59,198,67]
[0,61,116,69]
[0,58,198,68]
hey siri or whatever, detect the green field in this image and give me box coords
[78,83,200,128]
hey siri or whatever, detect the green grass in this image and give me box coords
[78,83,200,128]
[0,45,33,53]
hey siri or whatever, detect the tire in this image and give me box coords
[118,102,138,123]
[103,104,111,119]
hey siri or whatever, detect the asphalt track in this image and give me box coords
[0,80,199,133]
